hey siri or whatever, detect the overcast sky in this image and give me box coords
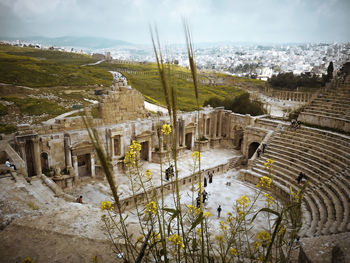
[0,0,349,44]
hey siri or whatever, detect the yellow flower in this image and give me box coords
[150,232,160,244]
[124,141,141,167]
[187,204,196,213]
[145,201,157,215]
[145,169,152,179]
[264,193,274,206]
[227,212,235,223]
[236,195,250,208]
[215,235,225,243]
[130,140,141,153]
[264,158,274,170]
[256,230,271,246]
[203,211,212,217]
[256,176,272,189]
[194,207,201,215]
[21,257,34,263]
[219,220,227,230]
[168,234,184,249]
[229,247,238,256]
[161,124,172,135]
[192,151,202,161]
[100,201,113,211]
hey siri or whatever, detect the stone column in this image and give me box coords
[148,141,152,162]
[218,111,223,138]
[212,113,217,139]
[90,153,95,178]
[203,116,207,137]
[73,155,79,179]
[18,141,28,176]
[33,137,42,176]
[159,135,164,152]
[176,122,180,147]
[64,137,72,168]
[181,120,186,147]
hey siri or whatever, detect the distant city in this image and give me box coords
[2,37,350,80]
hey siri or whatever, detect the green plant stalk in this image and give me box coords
[157,129,169,262]
[183,19,205,263]
[83,117,135,262]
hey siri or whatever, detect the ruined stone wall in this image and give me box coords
[99,81,147,125]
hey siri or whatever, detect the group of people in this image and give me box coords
[165,165,174,181]
[196,189,209,208]
[203,171,214,187]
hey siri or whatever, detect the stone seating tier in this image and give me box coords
[249,126,350,237]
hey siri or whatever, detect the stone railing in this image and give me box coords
[119,159,239,209]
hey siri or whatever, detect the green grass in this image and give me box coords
[0,124,17,134]
[1,96,69,116]
[0,44,113,87]
[0,44,265,112]
[0,104,7,116]
[97,62,264,111]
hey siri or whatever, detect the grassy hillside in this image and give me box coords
[0,44,113,87]
[97,62,264,111]
[0,44,265,114]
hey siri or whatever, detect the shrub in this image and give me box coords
[203,92,265,116]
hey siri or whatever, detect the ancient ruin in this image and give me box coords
[0,71,350,262]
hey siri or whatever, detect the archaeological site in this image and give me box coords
[0,55,350,262]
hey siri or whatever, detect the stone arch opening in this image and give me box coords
[248,142,260,159]
[77,153,91,177]
[40,152,49,173]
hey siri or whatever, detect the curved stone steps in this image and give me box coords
[303,109,346,119]
[274,133,350,164]
[252,160,348,236]
[268,140,348,174]
[327,179,349,232]
[281,129,350,150]
[263,147,337,181]
[271,137,349,171]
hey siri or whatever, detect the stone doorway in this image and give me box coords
[140,141,149,161]
[185,133,192,150]
[40,152,49,173]
[248,142,260,159]
[25,140,35,177]
[77,153,91,177]
[113,135,121,156]
[238,138,243,150]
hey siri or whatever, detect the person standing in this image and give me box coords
[209,172,213,184]
[217,205,222,218]
[204,176,207,187]
[296,172,303,184]
[262,143,267,153]
[257,148,262,158]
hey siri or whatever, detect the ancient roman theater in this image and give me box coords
[0,71,350,262]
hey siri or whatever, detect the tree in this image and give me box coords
[327,61,334,80]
